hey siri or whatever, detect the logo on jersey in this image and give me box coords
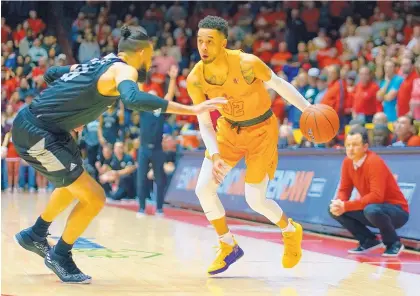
[233,78,239,84]
[153,108,162,117]
[70,163,77,171]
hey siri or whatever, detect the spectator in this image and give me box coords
[78,33,100,63]
[304,68,320,104]
[410,58,420,120]
[270,42,292,73]
[329,126,409,256]
[1,17,12,42]
[28,38,48,63]
[371,124,391,147]
[286,9,307,54]
[372,112,388,126]
[392,116,420,147]
[344,70,357,122]
[80,120,100,178]
[137,65,178,216]
[314,74,328,104]
[99,141,137,201]
[278,120,296,149]
[356,18,373,41]
[95,143,114,196]
[407,26,420,50]
[98,102,124,146]
[233,4,253,34]
[2,129,20,193]
[352,66,380,123]
[153,46,177,75]
[321,64,349,128]
[165,2,187,23]
[17,159,36,193]
[288,72,308,128]
[27,10,45,35]
[253,31,275,64]
[345,25,365,56]
[165,37,182,63]
[301,1,320,40]
[376,60,403,122]
[312,28,328,50]
[397,57,418,117]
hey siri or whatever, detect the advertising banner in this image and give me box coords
[166,149,420,241]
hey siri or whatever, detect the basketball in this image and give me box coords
[299,104,340,144]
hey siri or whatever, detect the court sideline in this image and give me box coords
[2,193,419,296]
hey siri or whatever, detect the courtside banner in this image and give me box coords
[166,149,420,240]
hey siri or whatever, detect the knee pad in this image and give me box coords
[195,180,225,221]
[195,158,226,221]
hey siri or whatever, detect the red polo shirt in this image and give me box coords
[353,81,380,115]
[397,70,419,117]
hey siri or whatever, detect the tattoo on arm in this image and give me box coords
[241,61,255,84]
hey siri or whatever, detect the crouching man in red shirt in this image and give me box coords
[329,126,409,257]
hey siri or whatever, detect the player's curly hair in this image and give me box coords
[198,15,228,38]
[118,25,150,53]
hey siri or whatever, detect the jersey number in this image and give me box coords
[60,58,108,82]
[223,101,244,117]
[60,64,89,82]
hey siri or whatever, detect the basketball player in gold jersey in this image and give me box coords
[187,16,312,275]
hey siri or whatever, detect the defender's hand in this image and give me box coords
[192,98,227,114]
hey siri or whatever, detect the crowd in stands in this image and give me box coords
[2,1,420,195]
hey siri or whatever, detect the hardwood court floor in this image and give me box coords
[2,193,419,296]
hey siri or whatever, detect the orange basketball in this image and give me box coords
[299,104,340,144]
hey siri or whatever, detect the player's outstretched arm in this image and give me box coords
[240,53,311,112]
[43,64,79,85]
[114,63,226,115]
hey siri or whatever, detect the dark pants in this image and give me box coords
[137,147,166,211]
[87,144,100,168]
[1,159,7,190]
[109,173,136,200]
[329,203,409,246]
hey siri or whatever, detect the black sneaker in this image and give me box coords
[348,239,384,254]
[14,227,51,258]
[382,241,404,257]
[45,247,92,284]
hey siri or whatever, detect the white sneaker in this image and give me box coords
[136,211,147,218]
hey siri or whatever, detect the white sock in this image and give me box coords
[281,220,296,233]
[219,231,234,245]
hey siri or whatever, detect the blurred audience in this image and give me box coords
[3,1,420,193]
